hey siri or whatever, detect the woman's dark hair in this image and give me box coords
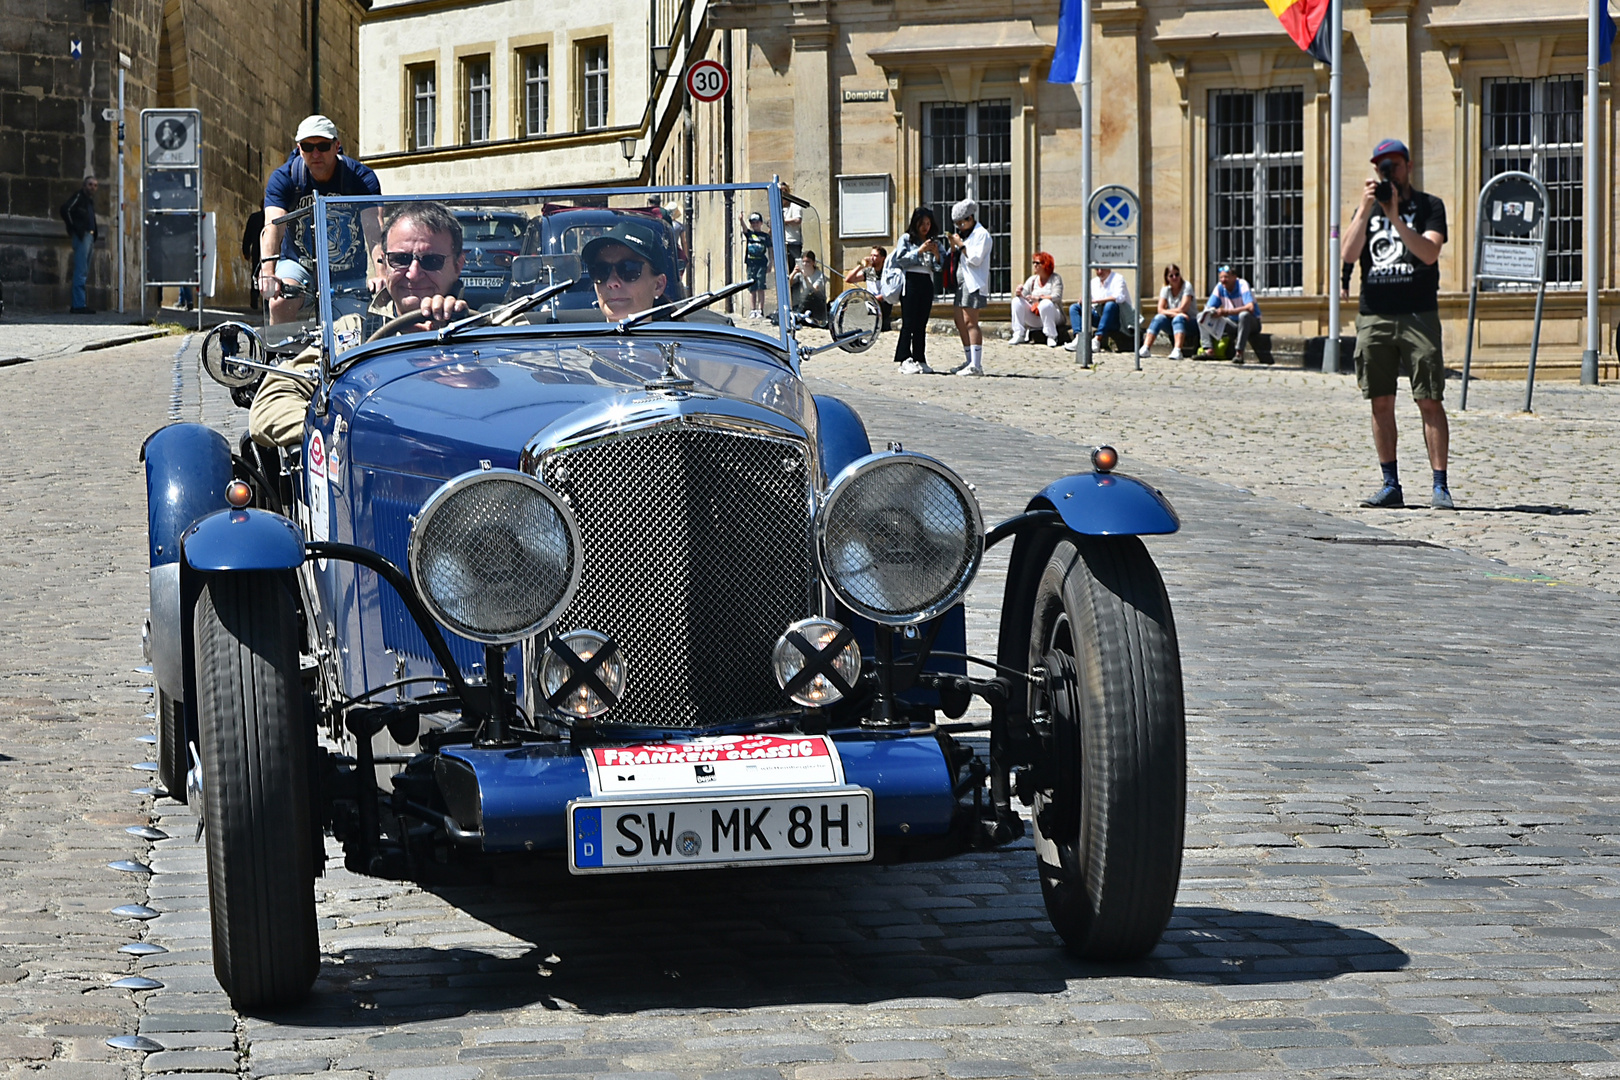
[1163,263,1183,285]
[904,206,937,244]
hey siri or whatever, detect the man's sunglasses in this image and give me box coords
[589,258,647,283]
[298,140,334,153]
[384,251,449,272]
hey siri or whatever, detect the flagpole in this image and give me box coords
[1324,0,1343,375]
[1583,0,1600,384]
[1079,0,1093,367]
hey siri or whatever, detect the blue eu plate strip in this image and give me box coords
[573,805,603,868]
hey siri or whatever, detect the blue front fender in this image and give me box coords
[143,423,232,567]
[182,509,307,572]
[1030,471,1179,536]
[814,395,872,482]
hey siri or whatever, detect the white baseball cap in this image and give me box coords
[295,115,339,142]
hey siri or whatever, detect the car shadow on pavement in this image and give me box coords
[262,867,1407,1022]
[1450,504,1590,515]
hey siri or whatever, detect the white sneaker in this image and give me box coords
[1009,334,1028,345]
[898,359,923,374]
[1062,340,1078,352]
[1046,337,1060,348]
[955,364,983,377]
[1168,346,1183,360]
[1138,344,1152,359]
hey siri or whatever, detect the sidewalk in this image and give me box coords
[0,306,246,366]
[806,332,1620,596]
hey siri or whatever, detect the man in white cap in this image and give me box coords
[258,115,383,323]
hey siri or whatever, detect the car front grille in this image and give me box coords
[536,422,815,729]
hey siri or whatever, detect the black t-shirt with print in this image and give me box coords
[1358,188,1447,316]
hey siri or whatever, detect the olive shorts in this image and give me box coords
[1356,309,1445,401]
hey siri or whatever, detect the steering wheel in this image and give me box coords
[364,309,436,343]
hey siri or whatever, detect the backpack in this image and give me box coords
[879,262,905,304]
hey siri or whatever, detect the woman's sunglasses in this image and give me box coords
[589,258,647,283]
[298,140,334,153]
[384,251,449,272]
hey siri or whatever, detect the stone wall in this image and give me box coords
[0,0,363,313]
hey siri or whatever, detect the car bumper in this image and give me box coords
[435,732,957,854]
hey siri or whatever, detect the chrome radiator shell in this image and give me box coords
[527,413,817,729]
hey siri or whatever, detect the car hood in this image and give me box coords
[332,330,811,479]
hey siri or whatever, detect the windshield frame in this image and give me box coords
[310,182,800,386]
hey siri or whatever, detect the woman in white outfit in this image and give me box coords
[1010,252,1064,346]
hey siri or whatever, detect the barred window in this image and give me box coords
[523,50,548,138]
[581,42,609,131]
[1483,75,1583,286]
[922,100,1013,296]
[1207,88,1304,294]
[410,65,436,151]
[464,57,491,144]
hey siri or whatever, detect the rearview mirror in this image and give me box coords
[511,254,583,291]
[828,289,882,353]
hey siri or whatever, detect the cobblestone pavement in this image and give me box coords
[804,333,1620,594]
[4,335,1620,1080]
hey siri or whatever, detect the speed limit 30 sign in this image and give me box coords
[685,60,730,103]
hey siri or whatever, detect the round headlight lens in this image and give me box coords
[408,469,580,644]
[540,629,626,719]
[816,452,984,625]
[772,617,862,706]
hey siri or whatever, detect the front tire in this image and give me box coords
[194,571,319,1010]
[1027,534,1184,961]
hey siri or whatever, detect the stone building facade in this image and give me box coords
[358,0,1613,375]
[0,0,364,312]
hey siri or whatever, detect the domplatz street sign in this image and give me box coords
[1461,170,1549,412]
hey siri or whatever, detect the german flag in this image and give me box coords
[1264,0,1333,64]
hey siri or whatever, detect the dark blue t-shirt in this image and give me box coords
[264,154,381,273]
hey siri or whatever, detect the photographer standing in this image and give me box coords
[1341,138,1453,510]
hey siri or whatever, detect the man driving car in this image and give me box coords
[249,201,470,448]
[581,220,669,320]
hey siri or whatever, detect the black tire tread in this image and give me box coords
[195,571,319,1010]
[1033,533,1185,961]
[156,688,186,801]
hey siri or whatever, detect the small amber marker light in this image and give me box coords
[1091,445,1119,473]
[225,479,252,508]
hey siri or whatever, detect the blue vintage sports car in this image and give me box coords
[142,182,1186,1010]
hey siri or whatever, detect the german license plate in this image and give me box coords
[464,275,505,288]
[568,787,873,874]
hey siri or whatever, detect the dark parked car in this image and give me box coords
[143,183,1186,1011]
[453,208,526,308]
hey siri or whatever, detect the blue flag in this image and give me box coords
[1604,3,1617,65]
[1049,0,1084,84]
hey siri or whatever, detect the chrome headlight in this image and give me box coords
[815,451,984,625]
[408,469,581,645]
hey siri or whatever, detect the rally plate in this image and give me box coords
[463,275,506,288]
[568,787,873,874]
